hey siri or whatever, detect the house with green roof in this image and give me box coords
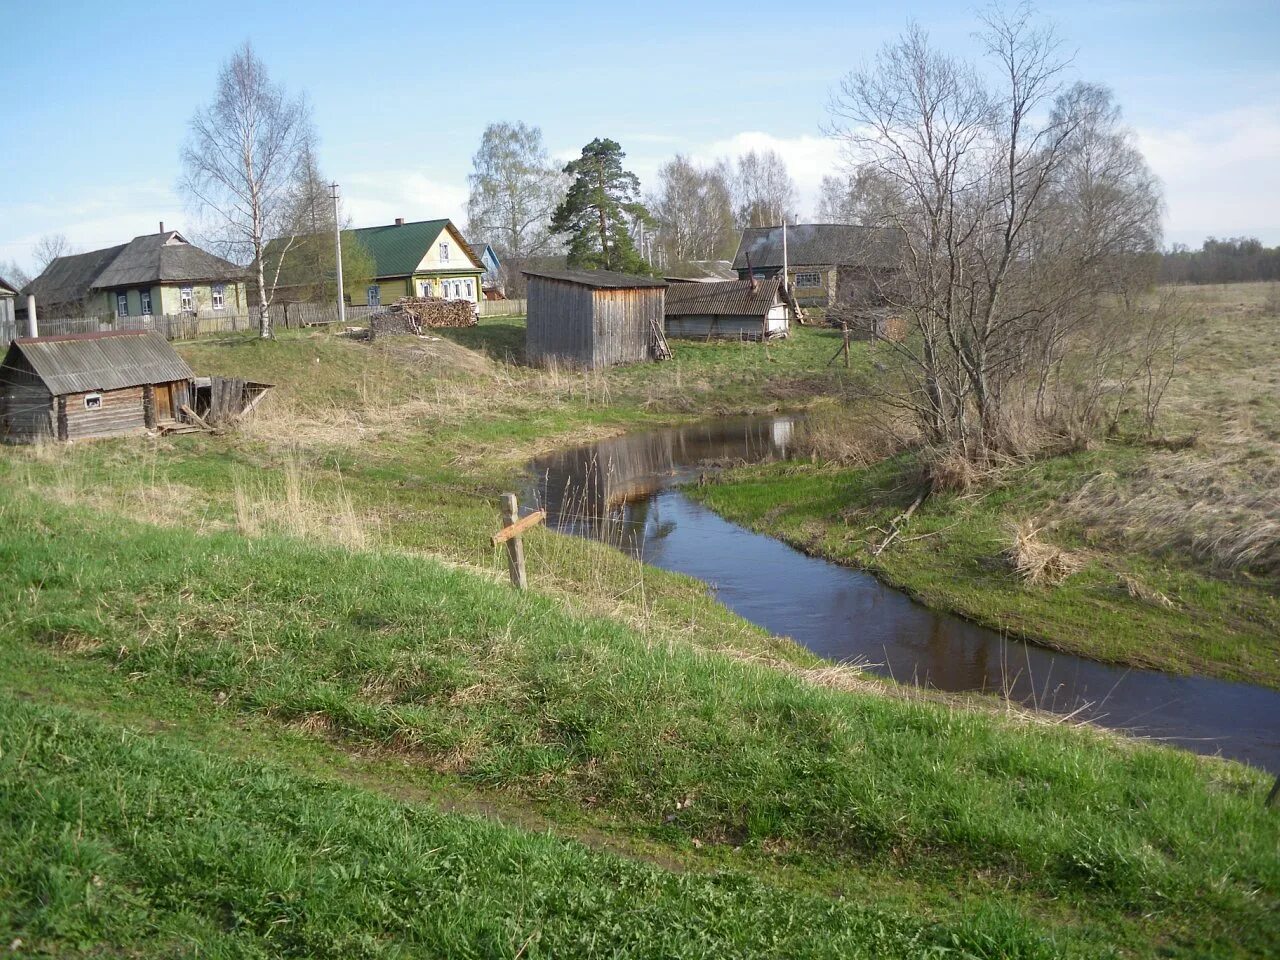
[347,218,484,308]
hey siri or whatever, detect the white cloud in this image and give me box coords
[1136,106,1280,246]
[342,171,469,229]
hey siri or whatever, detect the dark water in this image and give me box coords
[526,415,1280,773]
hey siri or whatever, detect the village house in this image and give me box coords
[732,223,899,309]
[664,276,790,340]
[0,276,17,335]
[344,218,485,308]
[465,240,504,298]
[21,226,247,321]
[0,330,195,443]
[524,268,667,370]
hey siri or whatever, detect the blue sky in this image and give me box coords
[2,0,1278,272]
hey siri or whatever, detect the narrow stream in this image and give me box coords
[526,415,1280,773]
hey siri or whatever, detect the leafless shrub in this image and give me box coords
[1005,519,1083,585]
[794,408,912,466]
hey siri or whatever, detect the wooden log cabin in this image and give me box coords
[524,269,667,369]
[664,276,791,340]
[0,330,195,443]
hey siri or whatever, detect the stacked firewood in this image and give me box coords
[370,297,478,337]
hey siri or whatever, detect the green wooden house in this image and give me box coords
[347,218,485,307]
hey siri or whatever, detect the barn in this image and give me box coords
[524,269,667,369]
[0,330,195,443]
[664,277,790,340]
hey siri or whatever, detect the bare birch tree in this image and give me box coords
[732,150,798,228]
[648,155,737,266]
[181,42,313,337]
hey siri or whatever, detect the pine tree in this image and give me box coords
[550,138,653,273]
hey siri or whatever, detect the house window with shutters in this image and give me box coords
[795,272,822,288]
[212,284,226,310]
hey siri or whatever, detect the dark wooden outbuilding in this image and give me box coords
[0,330,195,443]
[524,269,667,369]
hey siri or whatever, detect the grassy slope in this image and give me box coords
[1,493,1277,958]
[692,284,1280,687]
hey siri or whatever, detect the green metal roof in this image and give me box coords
[344,219,451,278]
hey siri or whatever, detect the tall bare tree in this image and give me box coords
[732,150,798,228]
[815,169,901,226]
[32,234,73,274]
[465,122,564,294]
[648,155,737,267]
[0,260,33,291]
[181,42,313,337]
[830,7,1165,458]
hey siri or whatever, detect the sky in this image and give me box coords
[2,0,1278,274]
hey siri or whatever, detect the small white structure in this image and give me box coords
[664,276,790,341]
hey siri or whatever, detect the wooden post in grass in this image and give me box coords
[493,493,545,590]
[1267,775,1280,809]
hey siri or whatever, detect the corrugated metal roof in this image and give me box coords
[9,330,195,395]
[523,268,667,289]
[664,278,784,317]
[731,224,901,270]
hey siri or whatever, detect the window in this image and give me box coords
[116,293,128,318]
[180,286,194,313]
[795,272,822,288]
[212,283,225,310]
[84,393,103,411]
[140,290,152,315]
[752,272,769,281]
[464,280,473,299]
[367,285,381,307]
[419,280,431,297]
[439,242,449,262]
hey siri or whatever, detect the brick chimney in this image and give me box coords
[394,217,404,226]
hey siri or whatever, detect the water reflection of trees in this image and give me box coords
[529,417,794,557]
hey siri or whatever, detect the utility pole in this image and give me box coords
[330,182,345,327]
[781,218,789,301]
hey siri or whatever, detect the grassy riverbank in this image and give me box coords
[2,312,1277,955]
[693,284,1280,688]
[3,493,1277,957]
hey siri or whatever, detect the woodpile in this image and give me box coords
[369,297,477,338]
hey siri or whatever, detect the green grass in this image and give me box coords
[690,446,1280,686]
[1,492,1276,956]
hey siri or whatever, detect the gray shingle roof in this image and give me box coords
[523,268,666,289]
[91,232,242,289]
[731,224,901,271]
[22,232,242,310]
[24,244,127,306]
[0,276,18,297]
[664,278,784,317]
[9,330,195,395]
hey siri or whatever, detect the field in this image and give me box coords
[2,300,1277,956]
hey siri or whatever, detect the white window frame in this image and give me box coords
[84,393,103,411]
[211,283,226,311]
[795,272,822,288]
[116,293,129,318]
[180,285,194,313]
[439,241,449,263]
[464,279,473,299]
[367,285,380,307]
[140,289,152,315]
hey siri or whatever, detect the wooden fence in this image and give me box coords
[479,298,527,318]
[0,299,516,348]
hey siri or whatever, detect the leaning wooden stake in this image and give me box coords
[492,493,545,590]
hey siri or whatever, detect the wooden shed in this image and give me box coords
[664,277,790,341]
[524,269,667,369]
[0,330,195,443]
